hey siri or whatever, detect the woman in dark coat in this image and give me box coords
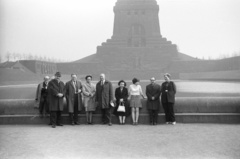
[114,80,129,125]
[161,73,177,125]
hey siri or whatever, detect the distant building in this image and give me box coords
[0,60,57,75]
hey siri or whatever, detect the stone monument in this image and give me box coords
[60,0,197,79]
[96,0,178,72]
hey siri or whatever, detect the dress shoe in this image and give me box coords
[52,125,56,128]
[74,122,80,125]
[57,124,63,126]
[108,123,112,126]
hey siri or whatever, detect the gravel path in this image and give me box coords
[0,124,240,159]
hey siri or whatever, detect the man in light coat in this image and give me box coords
[65,74,82,125]
[95,73,114,126]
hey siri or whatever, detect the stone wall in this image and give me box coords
[20,60,57,74]
[1,97,240,124]
[168,56,240,73]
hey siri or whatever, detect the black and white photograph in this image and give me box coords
[0,0,240,158]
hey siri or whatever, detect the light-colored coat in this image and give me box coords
[65,80,83,113]
[82,83,96,111]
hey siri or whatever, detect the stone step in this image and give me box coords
[0,97,240,124]
[0,97,239,115]
[1,113,240,125]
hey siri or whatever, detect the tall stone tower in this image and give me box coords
[96,0,178,75]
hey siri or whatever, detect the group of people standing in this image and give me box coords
[35,72,176,128]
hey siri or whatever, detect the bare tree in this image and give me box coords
[39,55,43,61]
[5,52,11,61]
[12,52,17,61]
[15,53,22,61]
[21,53,27,60]
[28,53,33,60]
[43,56,47,61]
[34,55,39,61]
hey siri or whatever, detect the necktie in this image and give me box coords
[74,81,77,93]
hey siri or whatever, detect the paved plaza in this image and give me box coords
[0,124,239,159]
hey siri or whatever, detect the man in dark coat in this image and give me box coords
[65,74,82,125]
[48,72,65,128]
[160,73,177,125]
[146,77,161,125]
[95,73,114,126]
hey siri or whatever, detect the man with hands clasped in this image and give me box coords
[48,72,65,128]
[146,77,161,125]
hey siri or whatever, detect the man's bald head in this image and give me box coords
[44,76,50,81]
[100,73,105,81]
[150,77,156,84]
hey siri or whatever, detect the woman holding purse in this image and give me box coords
[114,80,129,125]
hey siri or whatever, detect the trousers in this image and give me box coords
[148,109,158,124]
[69,94,79,123]
[101,108,112,124]
[51,111,62,125]
[162,102,175,122]
[39,97,49,114]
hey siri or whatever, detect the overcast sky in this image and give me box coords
[0,0,240,62]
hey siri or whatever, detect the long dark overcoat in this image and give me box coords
[146,83,161,110]
[64,80,83,113]
[160,81,177,104]
[95,80,113,109]
[48,79,65,111]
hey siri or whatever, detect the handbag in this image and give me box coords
[117,102,125,112]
